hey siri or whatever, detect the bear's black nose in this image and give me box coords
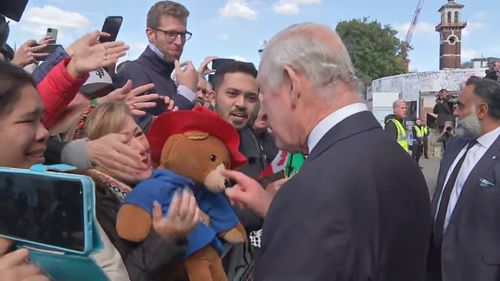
[224,178,236,188]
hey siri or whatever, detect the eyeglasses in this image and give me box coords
[154,28,192,41]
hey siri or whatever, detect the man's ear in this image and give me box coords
[146,28,155,43]
[476,102,489,120]
[283,65,301,108]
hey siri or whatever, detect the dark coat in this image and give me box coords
[236,127,266,232]
[433,102,454,128]
[428,135,500,281]
[115,46,194,131]
[256,111,432,281]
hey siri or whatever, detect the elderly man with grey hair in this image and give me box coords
[223,23,431,281]
[385,99,409,152]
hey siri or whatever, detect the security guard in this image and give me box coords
[412,119,426,165]
[385,100,409,152]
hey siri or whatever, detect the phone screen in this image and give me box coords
[0,172,84,251]
[100,16,123,43]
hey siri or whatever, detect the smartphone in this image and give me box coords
[46,27,58,42]
[212,58,235,70]
[99,16,123,43]
[0,167,94,255]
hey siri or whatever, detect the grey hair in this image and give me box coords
[393,99,405,109]
[260,23,358,93]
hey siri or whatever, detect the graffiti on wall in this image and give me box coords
[370,69,486,101]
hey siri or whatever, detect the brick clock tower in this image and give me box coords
[436,0,467,69]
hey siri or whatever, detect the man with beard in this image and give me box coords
[194,73,210,107]
[213,60,262,179]
[428,76,500,281]
[211,60,264,280]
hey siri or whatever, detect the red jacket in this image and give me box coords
[38,57,89,128]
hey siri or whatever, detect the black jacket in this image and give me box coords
[256,111,431,281]
[115,46,194,131]
[235,127,267,231]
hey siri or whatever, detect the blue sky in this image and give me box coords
[7,0,500,72]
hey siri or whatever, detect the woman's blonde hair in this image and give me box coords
[84,102,130,140]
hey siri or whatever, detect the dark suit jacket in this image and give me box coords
[428,135,500,281]
[115,46,194,131]
[255,111,431,281]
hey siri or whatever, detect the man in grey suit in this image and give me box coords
[428,76,500,281]
[223,23,431,281]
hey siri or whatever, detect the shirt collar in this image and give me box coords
[148,43,166,61]
[307,103,368,153]
[476,126,500,149]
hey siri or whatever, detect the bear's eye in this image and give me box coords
[210,154,217,162]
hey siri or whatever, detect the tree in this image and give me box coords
[335,18,407,85]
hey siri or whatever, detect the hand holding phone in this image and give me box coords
[0,248,49,281]
[10,40,51,67]
[45,28,58,43]
[0,169,93,255]
[198,56,218,76]
[99,16,123,43]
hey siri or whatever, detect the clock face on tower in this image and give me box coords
[447,35,458,45]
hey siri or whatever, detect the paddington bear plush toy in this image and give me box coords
[116,106,247,281]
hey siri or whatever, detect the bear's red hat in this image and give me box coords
[146,106,247,169]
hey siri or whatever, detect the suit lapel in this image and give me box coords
[430,138,468,216]
[448,135,500,226]
[307,111,381,162]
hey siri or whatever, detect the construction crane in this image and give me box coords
[402,0,425,71]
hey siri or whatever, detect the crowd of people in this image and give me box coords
[0,1,499,281]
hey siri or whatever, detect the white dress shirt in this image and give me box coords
[307,103,368,153]
[436,126,500,232]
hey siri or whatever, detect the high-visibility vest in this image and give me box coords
[423,125,429,135]
[386,118,409,151]
[414,125,425,138]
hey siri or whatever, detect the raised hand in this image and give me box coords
[11,40,49,67]
[197,56,218,76]
[100,79,160,116]
[163,96,179,112]
[38,35,56,45]
[174,60,198,92]
[66,31,129,77]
